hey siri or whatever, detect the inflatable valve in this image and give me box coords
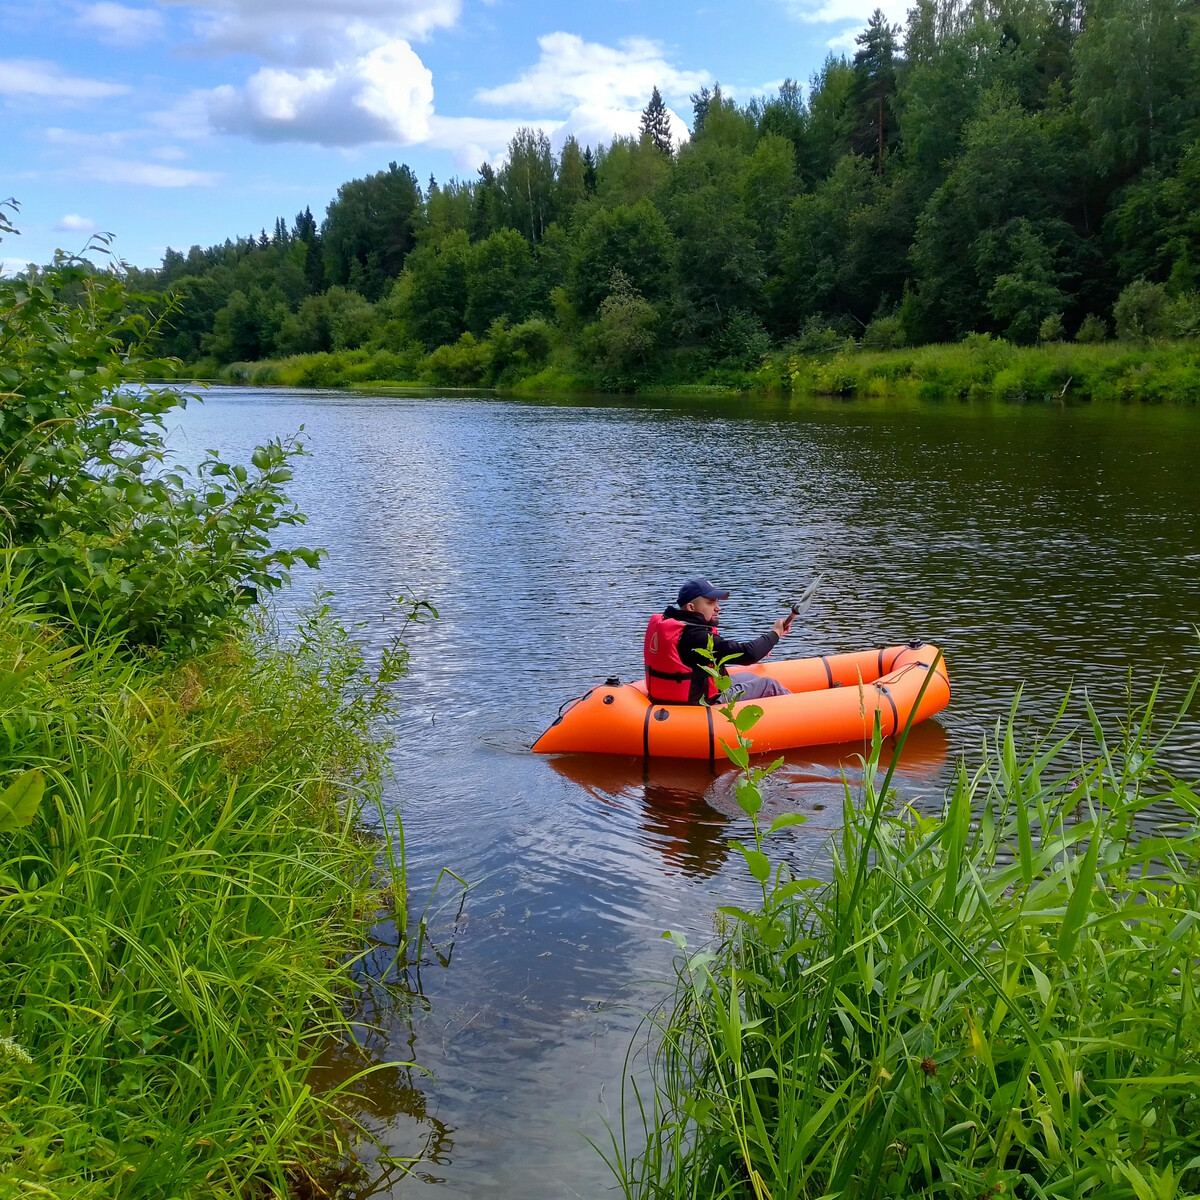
[605,676,622,687]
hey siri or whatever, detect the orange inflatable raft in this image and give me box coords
[532,642,950,760]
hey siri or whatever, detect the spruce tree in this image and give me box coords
[640,86,674,155]
[851,9,900,174]
[582,147,598,194]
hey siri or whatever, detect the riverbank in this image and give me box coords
[177,336,1200,404]
[615,690,1200,1198]
[0,590,406,1196]
[0,239,413,1195]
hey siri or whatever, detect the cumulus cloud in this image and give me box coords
[76,2,165,45]
[54,213,97,232]
[0,58,130,100]
[476,33,709,112]
[79,156,221,186]
[168,0,459,66]
[204,39,433,145]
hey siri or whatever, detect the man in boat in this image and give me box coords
[644,578,793,706]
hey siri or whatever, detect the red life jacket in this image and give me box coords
[644,614,719,704]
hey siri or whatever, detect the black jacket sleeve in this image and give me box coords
[678,624,779,670]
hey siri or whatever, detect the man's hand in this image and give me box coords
[772,614,794,638]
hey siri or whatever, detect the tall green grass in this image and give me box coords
[0,587,409,1197]
[787,337,1200,403]
[614,677,1200,1199]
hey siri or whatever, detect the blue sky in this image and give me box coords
[1,0,906,272]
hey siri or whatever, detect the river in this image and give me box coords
[167,387,1200,1198]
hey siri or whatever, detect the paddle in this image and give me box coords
[783,572,825,632]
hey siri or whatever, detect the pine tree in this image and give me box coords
[582,147,597,194]
[690,85,712,135]
[640,86,674,155]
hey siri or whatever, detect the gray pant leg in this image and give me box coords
[721,673,790,702]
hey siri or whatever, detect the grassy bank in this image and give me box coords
[789,336,1200,403]
[0,204,420,1196]
[0,587,407,1197]
[180,335,1200,404]
[614,683,1200,1198]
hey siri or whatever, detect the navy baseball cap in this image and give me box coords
[677,577,730,605]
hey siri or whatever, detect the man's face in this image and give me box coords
[686,595,720,623]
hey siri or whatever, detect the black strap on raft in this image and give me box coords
[553,688,594,725]
[820,655,834,688]
[705,705,715,767]
[873,683,899,737]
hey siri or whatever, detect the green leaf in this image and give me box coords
[768,811,808,834]
[1057,822,1101,961]
[721,740,749,769]
[735,778,763,819]
[0,769,45,833]
[730,840,771,882]
[732,703,763,732]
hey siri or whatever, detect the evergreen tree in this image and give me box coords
[691,85,713,134]
[470,163,499,241]
[640,85,674,154]
[851,9,901,173]
[582,147,598,194]
[556,136,589,217]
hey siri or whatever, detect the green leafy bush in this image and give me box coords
[1075,313,1108,342]
[0,224,319,645]
[1113,278,1170,341]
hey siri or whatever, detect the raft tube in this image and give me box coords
[531,642,950,760]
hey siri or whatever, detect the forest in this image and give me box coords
[122,0,1200,391]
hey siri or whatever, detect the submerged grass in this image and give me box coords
[614,677,1200,1199]
[0,587,409,1197]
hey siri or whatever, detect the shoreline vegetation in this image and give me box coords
[613,676,1200,1199]
[59,0,1199,407]
[1,204,414,1194]
[181,334,1200,404]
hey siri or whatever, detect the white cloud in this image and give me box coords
[552,103,689,153]
[426,114,547,171]
[476,32,709,113]
[79,155,221,186]
[45,126,136,150]
[1,257,34,278]
[150,145,187,161]
[76,2,164,45]
[170,0,459,65]
[204,39,433,145]
[0,58,130,100]
[54,213,97,232]
[782,0,910,42]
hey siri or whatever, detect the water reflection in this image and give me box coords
[547,721,951,879]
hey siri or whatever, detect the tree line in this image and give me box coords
[126,0,1200,388]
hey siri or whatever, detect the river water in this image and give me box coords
[167,387,1200,1198]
